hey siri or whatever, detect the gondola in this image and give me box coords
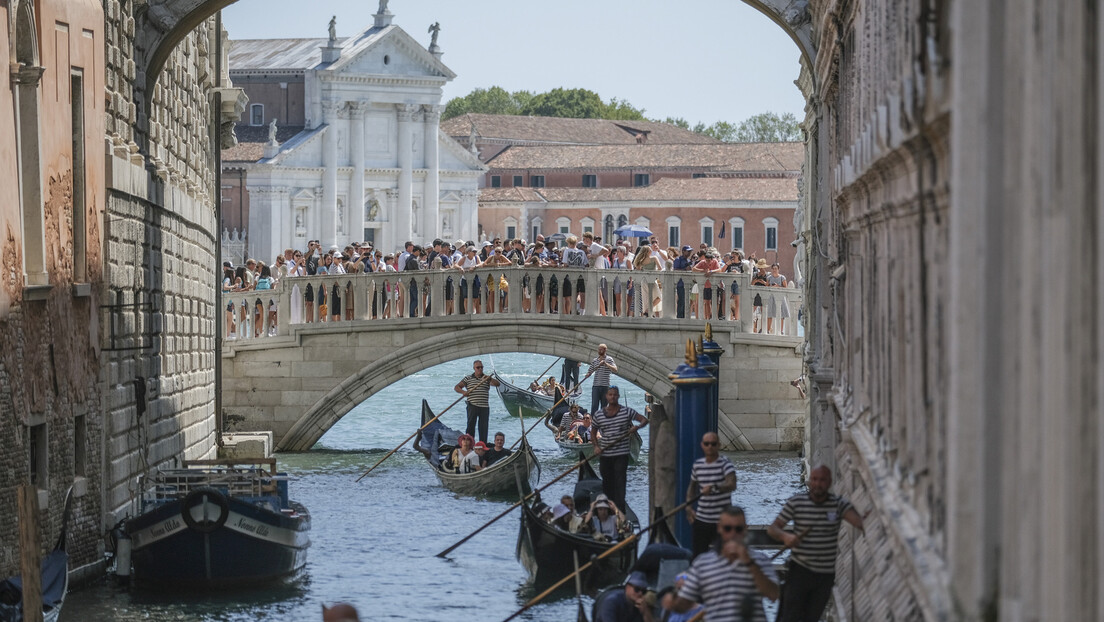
[414,399,539,496]
[545,410,643,465]
[0,488,72,622]
[492,372,579,419]
[516,454,639,589]
[124,459,311,588]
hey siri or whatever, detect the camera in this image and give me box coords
[791,239,800,247]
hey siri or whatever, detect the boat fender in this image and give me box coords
[181,488,230,533]
[114,526,132,580]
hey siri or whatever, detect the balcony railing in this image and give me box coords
[221,266,803,342]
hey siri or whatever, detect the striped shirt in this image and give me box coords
[588,355,615,386]
[691,456,737,523]
[679,547,776,622]
[460,373,492,407]
[775,492,855,574]
[593,405,642,457]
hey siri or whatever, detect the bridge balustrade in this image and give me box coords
[220,266,803,343]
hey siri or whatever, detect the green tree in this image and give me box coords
[520,87,606,118]
[698,121,740,142]
[661,116,691,130]
[442,86,533,120]
[603,97,647,121]
[732,112,802,142]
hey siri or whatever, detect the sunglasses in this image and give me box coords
[474,365,483,369]
[702,441,719,447]
[720,524,747,533]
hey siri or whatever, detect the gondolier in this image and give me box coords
[592,385,648,512]
[454,360,499,443]
[767,465,864,622]
[588,344,618,415]
[686,432,738,557]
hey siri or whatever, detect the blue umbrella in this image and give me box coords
[613,224,654,238]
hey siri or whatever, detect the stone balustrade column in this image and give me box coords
[423,105,441,241]
[584,268,600,315]
[396,104,417,246]
[506,266,521,315]
[353,273,368,321]
[321,101,339,249]
[660,272,676,319]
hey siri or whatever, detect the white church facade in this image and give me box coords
[222,6,485,262]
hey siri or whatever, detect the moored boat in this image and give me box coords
[0,488,72,622]
[414,400,539,496]
[125,459,310,589]
[493,372,578,419]
[516,455,639,589]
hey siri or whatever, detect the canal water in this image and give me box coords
[61,353,803,621]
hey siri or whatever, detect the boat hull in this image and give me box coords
[517,502,637,589]
[554,431,643,465]
[433,442,539,496]
[126,495,310,589]
[494,374,577,418]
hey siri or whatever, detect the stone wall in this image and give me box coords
[101,2,223,523]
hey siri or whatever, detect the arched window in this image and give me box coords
[603,215,614,242]
[14,0,47,287]
[556,217,571,235]
[617,214,628,228]
[580,217,595,235]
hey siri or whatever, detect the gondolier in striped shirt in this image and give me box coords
[587,344,618,415]
[686,431,738,557]
[672,505,779,622]
[454,360,500,444]
[767,465,864,622]
[592,385,647,511]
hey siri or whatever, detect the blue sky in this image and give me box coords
[221,0,805,127]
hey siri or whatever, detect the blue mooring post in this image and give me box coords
[700,323,725,434]
[671,338,717,549]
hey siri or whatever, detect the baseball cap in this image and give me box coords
[682,245,693,251]
[626,571,648,590]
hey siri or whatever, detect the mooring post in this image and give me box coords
[700,323,725,435]
[670,339,716,548]
[18,483,43,622]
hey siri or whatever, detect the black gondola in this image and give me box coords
[1,487,72,622]
[516,454,638,589]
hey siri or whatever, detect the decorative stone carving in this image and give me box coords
[427,22,441,53]
[328,16,337,46]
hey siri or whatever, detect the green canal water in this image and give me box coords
[60,353,803,621]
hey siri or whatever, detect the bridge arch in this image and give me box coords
[275,324,688,451]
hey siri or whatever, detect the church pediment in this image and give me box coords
[327,26,455,80]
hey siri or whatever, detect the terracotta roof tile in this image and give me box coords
[479,177,797,203]
[484,142,803,171]
[440,113,721,146]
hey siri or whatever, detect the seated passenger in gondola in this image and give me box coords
[445,434,481,473]
[569,414,595,444]
[557,403,585,440]
[529,380,544,393]
[551,503,574,531]
[483,432,512,466]
[473,441,489,467]
[583,494,628,542]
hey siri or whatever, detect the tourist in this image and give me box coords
[574,413,594,443]
[446,434,481,474]
[594,571,653,622]
[672,245,694,318]
[587,344,618,415]
[483,432,511,466]
[658,574,702,622]
[686,432,738,557]
[583,494,627,542]
[692,250,722,320]
[593,246,612,315]
[592,385,648,511]
[768,465,864,622]
[723,251,744,321]
[751,266,769,333]
[672,506,779,622]
[611,246,631,317]
[551,504,573,531]
[330,283,341,322]
[453,359,500,443]
[766,263,790,335]
[459,246,481,315]
[473,440,489,467]
[289,250,306,277]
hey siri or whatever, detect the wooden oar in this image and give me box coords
[532,357,562,387]
[501,494,704,622]
[770,526,812,560]
[355,373,492,482]
[686,609,706,622]
[509,360,608,451]
[573,550,587,622]
[437,419,640,558]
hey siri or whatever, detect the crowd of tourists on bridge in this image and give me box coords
[221,233,795,338]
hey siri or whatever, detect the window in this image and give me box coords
[506,225,516,239]
[666,216,681,248]
[692,173,706,179]
[603,215,614,242]
[74,415,86,477]
[729,217,745,251]
[513,175,523,187]
[764,217,779,251]
[250,103,264,126]
[582,174,597,188]
[633,173,650,187]
[580,217,595,234]
[556,217,571,234]
[71,72,87,283]
[29,423,47,488]
[531,217,542,241]
[700,218,715,247]
[617,214,628,229]
[635,216,651,229]
[490,175,501,188]
[530,175,545,188]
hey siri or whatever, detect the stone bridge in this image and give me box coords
[220,266,805,451]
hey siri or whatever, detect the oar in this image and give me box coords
[509,360,608,451]
[355,373,492,482]
[437,420,641,558]
[573,550,587,622]
[501,494,704,622]
[770,526,812,560]
[531,357,562,387]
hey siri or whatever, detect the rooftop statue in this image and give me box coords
[378,0,389,14]
[428,22,441,48]
[328,16,337,45]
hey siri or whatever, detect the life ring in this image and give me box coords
[181,488,229,533]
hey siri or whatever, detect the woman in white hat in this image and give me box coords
[584,494,626,541]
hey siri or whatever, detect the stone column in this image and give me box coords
[384,189,400,254]
[395,104,417,247]
[460,189,479,242]
[423,105,441,241]
[350,102,367,244]
[321,101,339,248]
